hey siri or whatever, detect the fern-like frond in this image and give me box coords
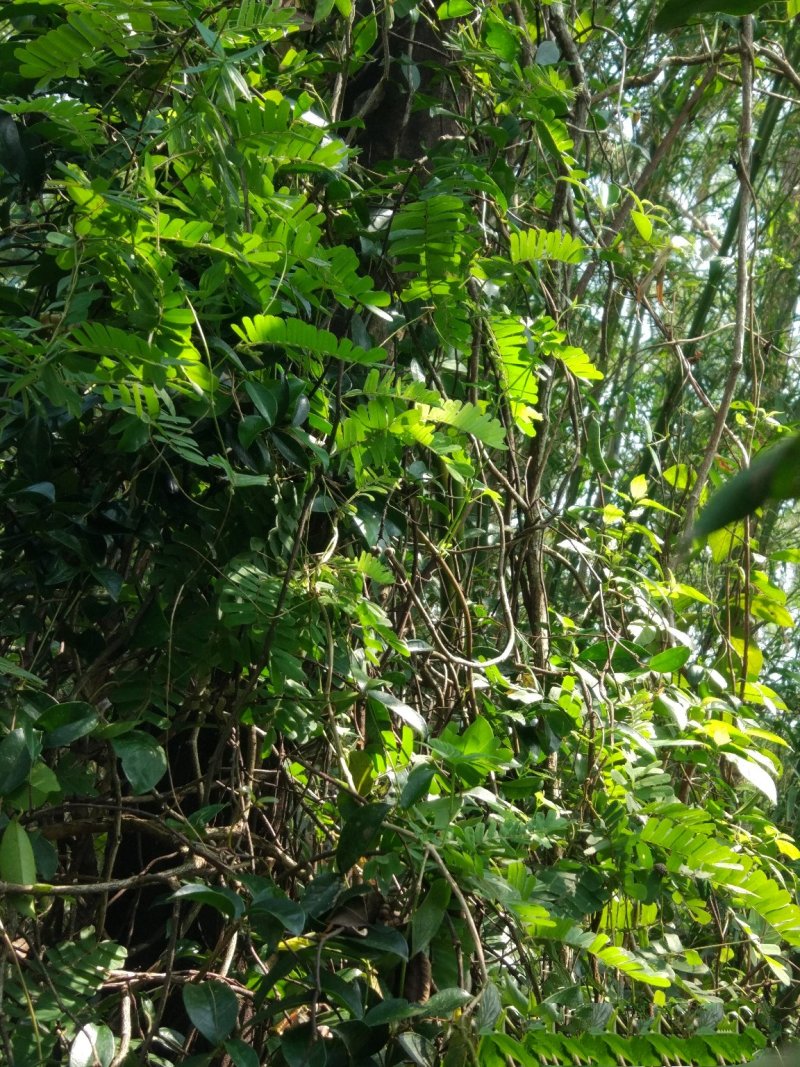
[15,12,133,88]
[642,809,800,945]
[232,315,386,365]
[509,227,585,265]
[421,399,507,451]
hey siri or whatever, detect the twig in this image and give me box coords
[682,17,754,535]
[0,860,201,896]
[574,65,718,304]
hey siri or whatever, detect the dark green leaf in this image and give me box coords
[39,702,99,748]
[654,0,768,31]
[0,111,28,178]
[692,435,800,539]
[250,891,306,935]
[18,481,55,501]
[302,871,344,918]
[364,997,420,1025]
[400,763,436,808]
[411,879,451,955]
[113,732,168,793]
[183,981,239,1045]
[369,691,428,736]
[170,883,246,920]
[0,729,34,795]
[336,802,391,872]
[338,923,409,960]
[224,1039,260,1067]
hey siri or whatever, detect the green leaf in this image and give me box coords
[369,690,428,736]
[510,227,585,265]
[69,1025,116,1067]
[648,646,691,674]
[423,399,507,450]
[355,552,394,585]
[0,819,37,885]
[662,463,695,491]
[654,691,690,730]
[655,0,769,31]
[224,1039,260,1067]
[692,436,800,539]
[422,987,473,1014]
[170,883,246,920]
[39,702,99,748]
[724,753,777,804]
[352,13,378,56]
[7,760,61,809]
[400,763,437,808]
[336,802,392,872]
[555,344,604,381]
[631,210,653,242]
[437,0,473,16]
[233,315,385,365]
[630,474,648,500]
[183,981,239,1045]
[113,732,168,793]
[0,819,37,917]
[0,728,34,795]
[412,879,451,955]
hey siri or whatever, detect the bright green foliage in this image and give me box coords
[2,0,800,1065]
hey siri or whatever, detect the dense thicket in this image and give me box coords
[2,1,800,1064]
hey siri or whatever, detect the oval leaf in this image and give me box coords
[0,728,34,796]
[0,819,37,917]
[69,1024,116,1067]
[39,701,99,749]
[370,690,428,736]
[224,1039,260,1067]
[400,763,436,808]
[648,646,691,674]
[171,883,245,920]
[336,802,391,872]
[411,879,451,955]
[0,819,37,884]
[183,981,239,1045]
[113,732,168,793]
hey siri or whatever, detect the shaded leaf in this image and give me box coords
[412,880,451,955]
[171,883,246,920]
[336,802,391,872]
[400,763,437,808]
[183,981,239,1045]
[655,0,768,31]
[0,728,34,795]
[113,732,168,793]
